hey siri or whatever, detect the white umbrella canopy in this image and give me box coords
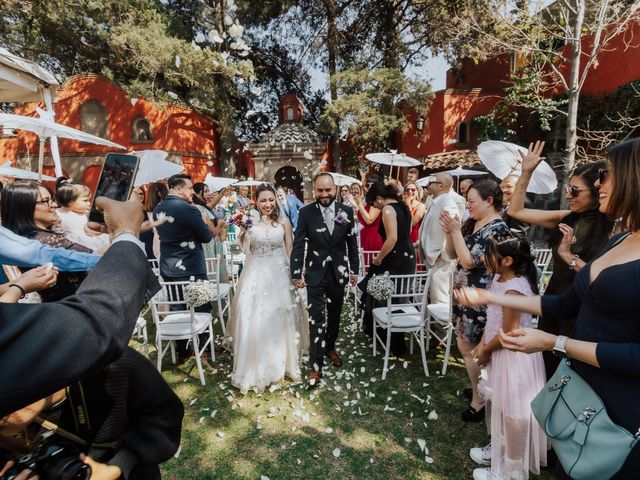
[0,110,126,179]
[0,160,56,181]
[443,166,487,177]
[204,173,238,192]
[233,179,267,187]
[330,172,362,186]
[0,47,59,104]
[365,150,421,167]
[477,140,557,194]
[130,150,184,186]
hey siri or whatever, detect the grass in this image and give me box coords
[139,299,553,480]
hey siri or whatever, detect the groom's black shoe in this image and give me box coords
[307,371,322,389]
[325,349,342,367]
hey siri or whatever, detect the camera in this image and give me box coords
[0,441,91,480]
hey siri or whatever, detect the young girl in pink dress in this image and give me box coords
[468,235,547,480]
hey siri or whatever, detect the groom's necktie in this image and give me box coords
[324,207,335,235]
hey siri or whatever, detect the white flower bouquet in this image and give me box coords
[367,272,395,301]
[184,280,216,308]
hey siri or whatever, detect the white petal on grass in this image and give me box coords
[325,427,333,434]
[332,448,341,458]
[427,410,439,421]
[417,439,427,452]
[217,431,225,438]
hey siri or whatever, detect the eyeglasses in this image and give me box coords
[428,181,442,186]
[598,168,609,185]
[35,196,56,207]
[405,188,417,192]
[564,184,589,198]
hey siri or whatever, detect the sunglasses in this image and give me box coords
[405,188,417,192]
[598,168,608,185]
[564,184,589,198]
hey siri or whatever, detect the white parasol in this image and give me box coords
[477,140,557,194]
[365,149,420,180]
[233,179,267,187]
[130,150,184,186]
[204,173,238,192]
[0,160,56,181]
[330,172,362,186]
[0,110,126,180]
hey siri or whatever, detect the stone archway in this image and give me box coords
[274,166,304,200]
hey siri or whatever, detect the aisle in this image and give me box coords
[149,302,552,480]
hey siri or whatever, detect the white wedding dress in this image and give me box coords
[227,219,309,394]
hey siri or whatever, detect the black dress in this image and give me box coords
[362,202,416,355]
[541,233,640,479]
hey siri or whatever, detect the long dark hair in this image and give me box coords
[191,182,208,208]
[144,181,168,212]
[256,183,280,224]
[485,234,539,294]
[1,181,50,236]
[55,178,90,208]
[461,179,503,236]
[548,161,613,260]
[365,181,404,205]
[606,138,640,231]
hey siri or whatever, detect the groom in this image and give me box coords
[291,173,359,387]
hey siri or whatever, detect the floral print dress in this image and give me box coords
[453,218,510,343]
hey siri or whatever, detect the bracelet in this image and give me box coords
[569,254,580,271]
[9,283,26,299]
[113,229,138,240]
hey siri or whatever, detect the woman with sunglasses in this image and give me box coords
[507,141,613,379]
[403,182,426,244]
[0,181,97,302]
[455,137,640,479]
[338,185,353,207]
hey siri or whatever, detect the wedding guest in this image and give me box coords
[460,178,474,198]
[407,167,420,184]
[440,179,511,422]
[467,235,546,480]
[141,181,168,259]
[455,137,640,479]
[236,185,251,209]
[192,187,228,281]
[349,175,383,251]
[500,175,532,235]
[55,179,110,251]
[507,141,613,378]
[349,182,362,200]
[403,182,426,245]
[361,181,416,355]
[338,185,351,205]
[1,181,98,302]
[153,174,213,360]
[276,186,304,230]
[417,173,465,303]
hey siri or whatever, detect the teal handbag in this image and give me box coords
[531,359,639,480]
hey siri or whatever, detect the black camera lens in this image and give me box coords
[45,457,91,480]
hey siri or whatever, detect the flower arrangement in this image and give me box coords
[183,280,216,308]
[226,209,254,230]
[334,209,350,225]
[367,272,395,301]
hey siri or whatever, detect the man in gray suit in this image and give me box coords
[418,173,466,303]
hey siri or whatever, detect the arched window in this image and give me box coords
[132,117,153,142]
[286,107,294,121]
[457,121,470,145]
[79,100,108,139]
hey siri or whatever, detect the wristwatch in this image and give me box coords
[553,335,569,358]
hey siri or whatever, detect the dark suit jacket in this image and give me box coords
[290,202,359,287]
[0,241,160,416]
[153,195,213,277]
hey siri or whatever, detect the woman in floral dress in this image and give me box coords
[440,179,510,422]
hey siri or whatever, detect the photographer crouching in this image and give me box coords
[0,198,183,479]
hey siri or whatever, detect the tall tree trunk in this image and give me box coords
[563,0,585,206]
[324,0,342,173]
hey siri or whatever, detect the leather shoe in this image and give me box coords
[307,371,322,390]
[325,349,342,367]
[461,405,485,422]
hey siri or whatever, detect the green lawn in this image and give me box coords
[143,300,553,480]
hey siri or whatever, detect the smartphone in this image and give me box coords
[88,153,140,223]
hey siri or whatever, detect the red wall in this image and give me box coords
[446,55,512,91]
[7,74,220,182]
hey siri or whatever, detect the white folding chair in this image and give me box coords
[226,230,238,242]
[150,280,215,385]
[372,272,431,380]
[148,258,160,277]
[205,256,232,335]
[222,241,243,288]
[426,271,455,375]
[353,249,380,323]
[533,248,553,294]
[132,315,150,358]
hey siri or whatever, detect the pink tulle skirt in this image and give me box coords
[479,349,548,479]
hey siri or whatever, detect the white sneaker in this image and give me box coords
[472,468,505,480]
[470,442,491,466]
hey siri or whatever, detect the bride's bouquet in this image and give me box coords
[226,209,256,231]
[367,272,395,301]
[184,280,216,308]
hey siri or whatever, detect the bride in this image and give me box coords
[226,183,309,394]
